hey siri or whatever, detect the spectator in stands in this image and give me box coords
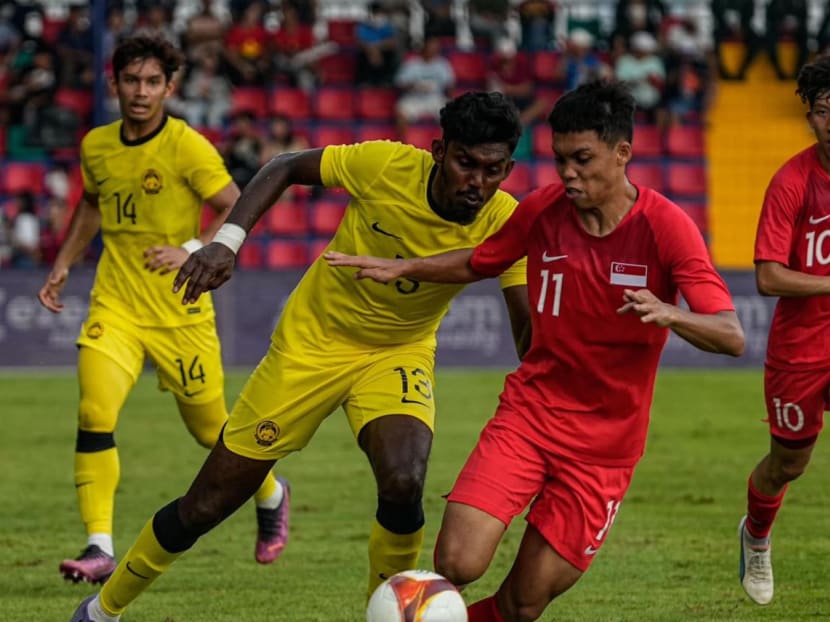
[8,46,57,129]
[517,0,556,52]
[39,195,70,267]
[0,3,21,53]
[469,0,510,50]
[615,30,665,122]
[56,5,93,88]
[260,113,309,165]
[394,35,455,136]
[764,0,808,81]
[10,192,40,268]
[423,0,456,39]
[610,0,665,59]
[176,51,232,129]
[271,1,333,91]
[224,0,269,86]
[102,4,128,62]
[710,0,762,80]
[134,2,177,45]
[181,0,226,64]
[355,1,401,86]
[488,37,549,125]
[660,24,713,127]
[557,28,611,92]
[221,109,263,188]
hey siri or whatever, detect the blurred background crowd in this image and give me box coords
[0,0,824,270]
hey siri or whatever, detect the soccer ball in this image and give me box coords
[366,570,467,622]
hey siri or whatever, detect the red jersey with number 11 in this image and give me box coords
[471,183,734,467]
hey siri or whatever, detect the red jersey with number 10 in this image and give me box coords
[471,183,735,466]
[754,145,830,370]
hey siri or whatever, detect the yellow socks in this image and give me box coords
[75,447,120,538]
[367,520,425,599]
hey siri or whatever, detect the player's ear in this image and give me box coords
[431,139,445,165]
[616,141,632,166]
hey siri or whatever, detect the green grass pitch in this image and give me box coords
[1,369,828,621]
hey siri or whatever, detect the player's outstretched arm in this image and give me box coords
[616,288,745,356]
[37,193,101,313]
[324,249,483,284]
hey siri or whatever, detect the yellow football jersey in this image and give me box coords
[274,140,527,349]
[80,116,231,326]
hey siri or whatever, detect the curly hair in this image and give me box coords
[112,35,184,83]
[439,92,523,153]
[547,79,635,145]
[796,55,830,107]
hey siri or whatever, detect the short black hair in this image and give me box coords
[439,91,523,154]
[796,55,830,107]
[547,79,635,145]
[112,35,183,83]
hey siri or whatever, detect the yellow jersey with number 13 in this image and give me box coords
[80,116,231,327]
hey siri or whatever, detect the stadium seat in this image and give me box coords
[266,239,309,269]
[531,51,561,83]
[266,201,309,236]
[667,162,707,196]
[356,88,398,121]
[309,238,331,259]
[356,123,397,142]
[313,88,356,121]
[447,51,487,87]
[269,87,312,120]
[501,162,533,198]
[1,162,46,195]
[627,163,665,193]
[317,53,357,85]
[327,20,357,46]
[403,124,440,150]
[310,200,347,236]
[311,124,356,147]
[532,124,552,158]
[54,89,93,123]
[633,124,664,158]
[231,88,268,118]
[675,201,708,235]
[237,240,265,268]
[533,161,560,188]
[666,125,705,158]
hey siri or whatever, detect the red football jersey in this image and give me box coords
[471,183,734,466]
[755,145,830,370]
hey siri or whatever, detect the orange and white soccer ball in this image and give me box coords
[366,570,467,622]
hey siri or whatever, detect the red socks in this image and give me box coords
[467,596,505,622]
[746,476,787,539]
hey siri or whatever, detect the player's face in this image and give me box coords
[430,140,514,225]
[113,57,173,127]
[553,130,630,209]
[807,94,830,164]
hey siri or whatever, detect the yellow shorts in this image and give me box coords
[76,306,224,404]
[223,339,437,461]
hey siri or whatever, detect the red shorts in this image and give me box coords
[764,366,830,440]
[446,410,635,572]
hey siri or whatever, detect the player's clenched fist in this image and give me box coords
[173,242,236,304]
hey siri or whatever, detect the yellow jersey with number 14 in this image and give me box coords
[80,116,231,327]
[274,140,527,350]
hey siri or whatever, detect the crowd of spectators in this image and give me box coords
[1,0,828,269]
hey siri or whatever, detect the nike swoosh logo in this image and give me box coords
[371,222,402,240]
[74,481,93,489]
[584,545,599,556]
[542,253,567,263]
[809,214,830,224]
[183,388,205,398]
[95,178,109,186]
[378,572,389,581]
[126,561,150,579]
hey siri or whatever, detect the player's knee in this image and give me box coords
[772,458,808,485]
[376,496,424,534]
[178,491,227,533]
[434,538,486,587]
[77,396,117,433]
[376,469,424,505]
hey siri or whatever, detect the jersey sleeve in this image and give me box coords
[657,206,735,314]
[177,128,233,200]
[471,193,543,277]
[754,165,804,265]
[497,256,527,289]
[320,141,397,198]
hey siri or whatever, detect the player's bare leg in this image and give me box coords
[740,436,815,605]
[360,415,432,598]
[69,438,276,621]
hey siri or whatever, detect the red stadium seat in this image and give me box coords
[633,124,664,158]
[310,200,346,235]
[532,124,552,158]
[501,162,533,198]
[313,88,356,121]
[231,88,268,118]
[311,124,356,147]
[266,201,309,236]
[403,124,440,150]
[309,238,331,259]
[667,162,706,196]
[269,87,311,120]
[627,163,665,193]
[1,162,46,195]
[356,88,398,121]
[237,240,264,268]
[447,51,487,87]
[317,53,357,85]
[266,239,309,269]
[54,88,93,122]
[356,123,397,142]
[327,20,357,46]
[532,161,560,188]
[666,125,705,158]
[194,126,222,145]
[531,51,561,83]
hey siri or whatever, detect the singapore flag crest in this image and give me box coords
[610,262,648,287]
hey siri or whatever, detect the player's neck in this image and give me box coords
[120,114,166,144]
[576,180,639,237]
